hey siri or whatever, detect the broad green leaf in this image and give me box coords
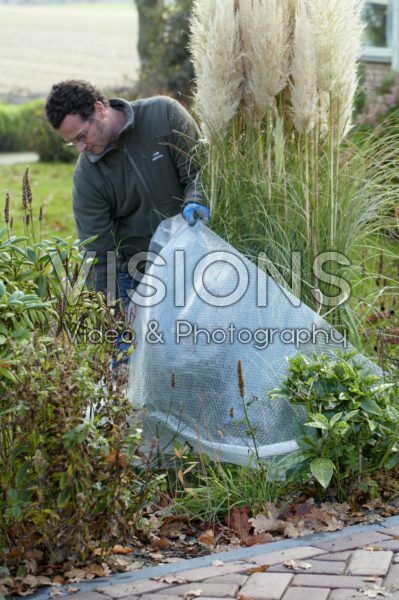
[361,399,383,416]
[310,458,334,489]
[305,413,329,430]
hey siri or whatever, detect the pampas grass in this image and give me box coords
[189,0,242,142]
[239,0,292,124]
[290,0,318,135]
[189,0,397,343]
[307,0,364,142]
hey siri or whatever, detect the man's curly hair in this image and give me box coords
[45,80,109,129]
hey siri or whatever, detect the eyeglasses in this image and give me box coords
[64,118,94,147]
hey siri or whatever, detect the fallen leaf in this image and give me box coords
[52,576,65,585]
[85,564,109,577]
[359,585,391,597]
[246,565,270,574]
[35,576,54,587]
[284,560,312,571]
[49,589,64,598]
[159,518,186,538]
[245,532,273,547]
[153,575,188,584]
[183,590,202,598]
[284,522,302,538]
[64,569,86,581]
[198,529,215,546]
[151,537,171,550]
[249,504,282,534]
[365,546,384,552]
[364,577,380,582]
[149,552,164,560]
[112,545,133,555]
[226,507,251,541]
[66,586,79,593]
[212,560,224,567]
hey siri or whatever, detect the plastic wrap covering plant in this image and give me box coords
[127,216,378,465]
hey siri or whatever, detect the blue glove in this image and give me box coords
[182,202,210,226]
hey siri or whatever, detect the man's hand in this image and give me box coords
[182,202,211,226]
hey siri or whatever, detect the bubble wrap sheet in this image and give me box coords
[127,216,372,465]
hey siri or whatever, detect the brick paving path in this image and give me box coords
[33,519,399,600]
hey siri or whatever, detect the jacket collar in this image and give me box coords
[86,98,134,163]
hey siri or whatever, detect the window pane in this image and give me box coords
[363,3,388,47]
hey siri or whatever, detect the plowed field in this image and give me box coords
[0,3,139,101]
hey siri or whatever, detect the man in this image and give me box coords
[45,79,209,310]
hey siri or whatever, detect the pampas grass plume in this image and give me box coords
[307,0,364,141]
[290,0,318,134]
[189,0,243,142]
[240,0,292,124]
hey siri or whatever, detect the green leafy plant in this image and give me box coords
[270,352,399,500]
[0,337,163,565]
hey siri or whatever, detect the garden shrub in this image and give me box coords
[0,172,162,571]
[0,100,75,163]
[270,352,399,500]
[0,336,162,565]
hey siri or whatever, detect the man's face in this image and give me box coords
[56,102,113,155]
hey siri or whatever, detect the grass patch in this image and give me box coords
[0,161,76,238]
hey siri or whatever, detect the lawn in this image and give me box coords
[0,161,76,238]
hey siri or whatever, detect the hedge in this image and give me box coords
[0,100,76,163]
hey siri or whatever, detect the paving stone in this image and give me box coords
[204,574,249,585]
[269,559,346,575]
[238,573,293,600]
[378,539,399,551]
[313,531,391,552]
[329,590,399,600]
[379,526,399,537]
[347,549,392,575]
[162,582,239,597]
[67,594,111,600]
[139,596,182,600]
[292,574,383,588]
[328,590,383,600]
[315,551,352,561]
[385,563,399,588]
[140,597,237,600]
[171,561,255,582]
[97,580,170,598]
[281,586,330,600]
[249,545,327,566]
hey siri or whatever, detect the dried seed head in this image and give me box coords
[39,206,43,222]
[171,372,176,389]
[25,213,30,227]
[237,360,245,399]
[4,192,10,224]
[10,217,13,230]
[22,167,33,209]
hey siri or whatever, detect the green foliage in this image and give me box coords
[270,352,399,499]
[0,162,75,238]
[204,117,398,341]
[136,0,194,99]
[0,100,75,163]
[171,455,283,522]
[0,337,162,562]
[0,170,164,565]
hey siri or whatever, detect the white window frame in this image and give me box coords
[360,0,399,70]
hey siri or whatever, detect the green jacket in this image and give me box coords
[72,95,203,293]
